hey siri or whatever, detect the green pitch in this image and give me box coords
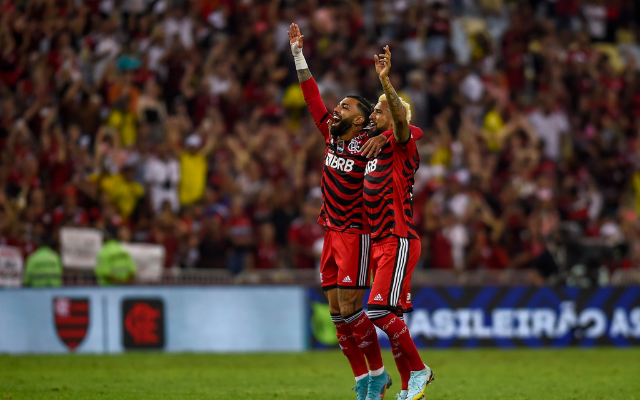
[1,349,639,399]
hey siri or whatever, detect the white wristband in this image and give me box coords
[291,42,308,70]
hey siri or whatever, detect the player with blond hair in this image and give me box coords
[362,46,435,400]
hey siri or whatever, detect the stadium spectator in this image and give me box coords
[176,130,216,207]
[144,142,180,213]
[254,222,280,270]
[288,200,324,270]
[226,195,254,274]
[22,238,62,287]
[95,238,136,285]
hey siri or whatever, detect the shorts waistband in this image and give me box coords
[371,235,394,243]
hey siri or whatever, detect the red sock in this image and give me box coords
[332,314,368,377]
[345,309,384,371]
[393,315,411,390]
[372,312,424,371]
[392,339,411,389]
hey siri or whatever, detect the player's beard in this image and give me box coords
[367,122,388,137]
[330,116,354,137]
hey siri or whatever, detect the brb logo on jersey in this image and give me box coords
[365,159,378,175]
[326,153,355,172]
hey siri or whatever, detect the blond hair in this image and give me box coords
[378,94,412,124]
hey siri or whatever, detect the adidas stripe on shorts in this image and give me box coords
[367,236,420,313]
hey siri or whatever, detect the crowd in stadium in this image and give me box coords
[1,0,640,283]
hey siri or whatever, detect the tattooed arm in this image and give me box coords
[375,46,410,143]
[297,68,312,82]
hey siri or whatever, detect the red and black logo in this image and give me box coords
[53,297,90,350]
[122,298,165,349]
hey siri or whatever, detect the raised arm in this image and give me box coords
[288,23,311,83]
[375,46,410,143]
[288,23,331,138]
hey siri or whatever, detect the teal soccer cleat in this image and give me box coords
[366,371,391,400]
[406,366,434,400]
[383,373,393,399]
[352,377,369,400]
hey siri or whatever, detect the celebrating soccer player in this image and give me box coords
[363,46,435,400]
[288,23,391,400]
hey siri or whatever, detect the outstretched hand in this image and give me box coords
[374,45,392,79]
[288,23,304,50]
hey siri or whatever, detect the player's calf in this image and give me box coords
[332,313,369,380]
[368,310,434,400]
[368,310,426,372]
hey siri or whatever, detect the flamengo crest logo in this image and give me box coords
[53,297,90,350]
[348,140,361,153]
[122,298,165,350]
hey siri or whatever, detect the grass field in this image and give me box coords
[1,349,639,400]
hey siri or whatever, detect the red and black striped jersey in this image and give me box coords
[363,126,422,239]
[301,78,370,234]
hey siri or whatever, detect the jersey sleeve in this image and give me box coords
[383,125,422,144]
[409,125,424,141]
[390,126,420,156]
[300,78,331,142]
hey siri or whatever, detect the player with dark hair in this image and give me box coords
[363,46,435,400]
[288,23,391,400]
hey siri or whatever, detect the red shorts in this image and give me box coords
[368,236,420,313]
[320,229,371,290]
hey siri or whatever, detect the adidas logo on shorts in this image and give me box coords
[342,276,352,283]
[374,294,383,301]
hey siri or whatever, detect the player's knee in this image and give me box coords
[337,288,365,316]
[342,308,364,323]
[339,303,363,318]
[325,288,340,314]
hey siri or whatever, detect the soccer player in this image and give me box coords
[361,99,424,400]
[363,46,435,400]
[288,23,391,400]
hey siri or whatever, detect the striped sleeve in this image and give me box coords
[301,78,331,141]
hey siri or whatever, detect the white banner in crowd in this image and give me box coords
[0,245,24,287]
[60,227,104,269]
[121,243,165,282]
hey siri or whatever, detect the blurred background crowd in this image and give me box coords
[3,0,640,285]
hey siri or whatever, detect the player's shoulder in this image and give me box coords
[328,131,368,157]
[408,125,423,139]
[390,133,417,147]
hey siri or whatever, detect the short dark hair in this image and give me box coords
[346,95,373,128]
